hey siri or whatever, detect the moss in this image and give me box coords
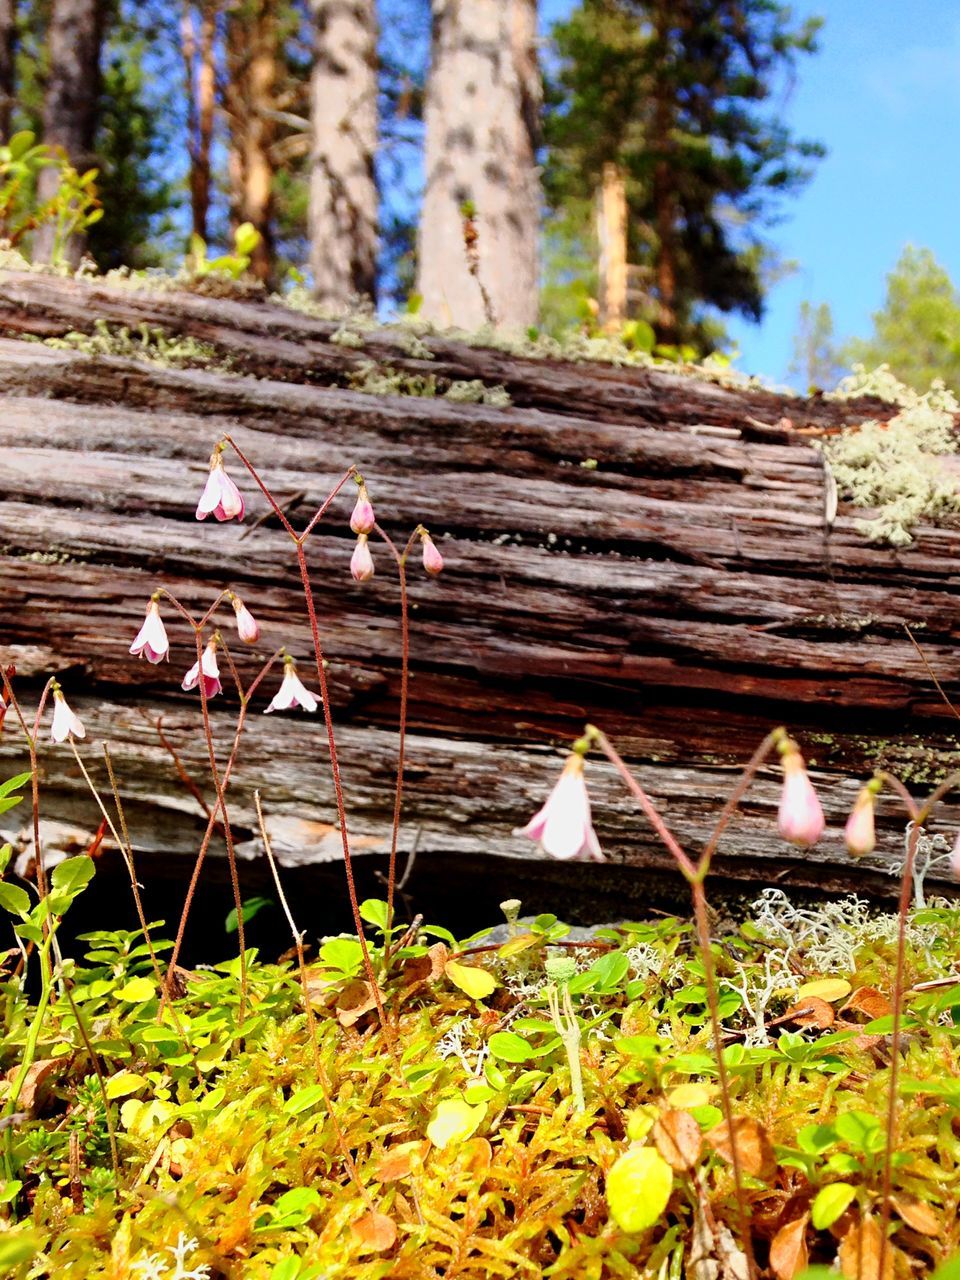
[823,365,960,545]
[42,319,230,371]
[345,360,511,405]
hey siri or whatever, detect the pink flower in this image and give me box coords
[196,449,245,522]
[350,483,376,535]
[420,530,443,576]
[951,831,960,879]
[231,595,260,645]
[351,534,374,582]
[844,786,876,858]
[264,657,319,714]
[777,747,825,847]
[50,688,85,743]
[517,753,604,861]
[182,638,222,698]
[129,599,169,664]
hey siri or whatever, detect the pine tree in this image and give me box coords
[308,0,379,309]
[415,0,541,332]
[546,0,823,349]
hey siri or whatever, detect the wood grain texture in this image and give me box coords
[0,273,957,911]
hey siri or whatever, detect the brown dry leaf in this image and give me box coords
[889,1192,942,1237]
[838,1215,894,1280]
[8,1057,62,1114]
[841,987,893,1021]
[336,979,381,1028]
[654,1107,703,1172]
[351,1210,398,1253]
[769,1215,809,1280]
[783,996,835,1029]
[375,1139,429,1182]
[402,943,449,986]
[705,1116,776,1180]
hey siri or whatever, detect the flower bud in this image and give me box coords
[349,483,376,535]
[420,531,443,576]
[231,595,260,645]
[844,786,876,858]
[351,534,374,582]
[777,745,825,848]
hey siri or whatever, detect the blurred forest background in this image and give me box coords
[0,0,956,392]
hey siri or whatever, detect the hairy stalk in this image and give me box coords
[0,673,54,902]
[148,712,218,827]
[255,791,371,1206]
[374,526,417,957]
[589,724,757,1277]
[295,541,398,1056]
[699,729,784,874]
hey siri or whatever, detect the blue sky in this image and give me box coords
[540,0,960,386]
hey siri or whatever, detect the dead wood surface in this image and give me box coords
[0,271,957,917]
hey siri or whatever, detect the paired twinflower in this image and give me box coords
[195,447,244,523]
[50,683,85,743]
[264,656,319,714]
[518,750,604,862]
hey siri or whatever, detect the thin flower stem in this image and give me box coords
[690,881,756,1278]
[588,727,699,881]
[147,713,217,827]
[876,771,921,822]
[220,436,298,538]
[294,540,399,1057]
[298,468,359,541]
[698,729,784,877]
[878,820,921,1280]
[57,976,120,1179]
[255,790,372,1207]
[0,673,54,902]
[373,526,419,958]
[903,624,960,721]
[193,630,247,1024]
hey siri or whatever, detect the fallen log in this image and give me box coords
[0,273,957,927]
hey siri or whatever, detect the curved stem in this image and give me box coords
[876,771,920,823]
[374,525,418,958]
[294,540,399,1057]
[698,729,783,877]
[221,435,299,538]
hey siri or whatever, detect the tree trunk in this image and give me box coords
[651,5,677,344]
[32,0,104,266]
[415,0,541,332]
[596,162,627,331]
[180,0,218,244]
[1,271,957,914]
[224,0,277,284]
[308,0,379,311]
[0,0,15,143]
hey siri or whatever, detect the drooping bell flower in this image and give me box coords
[777,743,825,848]
[264,656,319,714]
[420,529,444,576]
[50,687,85,743]
[196,448,245,522]
[129,598,169,664]
[517,752,604,861]
[231,594,260,645]
[182,638,222,699]
[844,783,878,858]
[349,482,376,536]
[951,831,960,880]
[351,534,374,582]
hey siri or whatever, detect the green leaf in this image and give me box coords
[319,937,363,975]
[50,855,95,900]
[359,898,390,931]
[225,895,272,934]
[0,844,11,876]
[834,1110,882,1152]
[0,772,31,799]
[810,1182,857,1230]
[487,1031,535,1063]
[0,796,24,816]
[283,1085,327,1116]
[105,1071,148,1100]
[13,922,42,945]
[0,882,30,918]
[587,950,630,992]
[7,131,35,161]
[606,1146,673,1233]
[114,976,155,1003]
[797,1123,836,1154]
[426,1097,485,1149]
[0,1229,41,1267]
[234,221,261,257]
[445,960,497,1000]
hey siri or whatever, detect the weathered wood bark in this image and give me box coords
[308,0,379,310]
[223,0,277,283]
[415,0,541,331]
[0,273,958,916]
[33,0,104,266]
[0,0,15,143]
